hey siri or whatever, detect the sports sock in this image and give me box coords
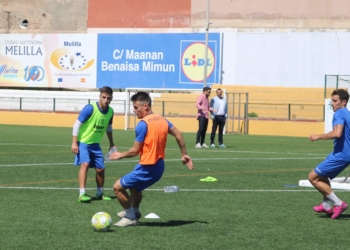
[124,207,136,219]
[79,188,86,196]
[96,187,103,196]
[322,199,332,210]
[132,207,140,214]
[327,192,342,206]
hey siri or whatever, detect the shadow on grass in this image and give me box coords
[317,214,350,220]
[138,220,208,227]
[96,229,116,233]
[334,214,350,220]
[90,196,118,202]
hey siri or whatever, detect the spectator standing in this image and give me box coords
[195,87,212,148]
[210,88,228,148]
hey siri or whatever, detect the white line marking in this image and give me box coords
[0,157,323,167]
[193,150,326,156]
[0,186,330,192]
[0,143,327,155]
[0,143,70,147]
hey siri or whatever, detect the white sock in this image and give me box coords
[124,207,135,219]
[327,192,342,206]
[96,187,103,196]
[132,207,140,214]
[322,199,332,210]
[79,188,86,196]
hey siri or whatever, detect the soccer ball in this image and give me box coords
[91,212,112,232]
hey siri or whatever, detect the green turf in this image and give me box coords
[1,124,350,250]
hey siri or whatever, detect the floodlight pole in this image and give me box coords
[203,0,211,88]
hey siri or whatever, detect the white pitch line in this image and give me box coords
[0,186,325,192]
[0,143,327,156]
[0,157,324,167]
[0,162,136,167]
[193,150,326,156]
[0,143,70,147]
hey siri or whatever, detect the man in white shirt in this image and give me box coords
[209,88,228,148]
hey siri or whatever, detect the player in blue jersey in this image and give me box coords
[308,89,350,219]
[71,86,116,202]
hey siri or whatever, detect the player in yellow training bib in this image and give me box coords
[71,86,116,202]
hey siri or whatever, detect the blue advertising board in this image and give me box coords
[96,33,221,89]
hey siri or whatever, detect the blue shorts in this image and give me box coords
[74,142,105,169]
[314,153,350,179]
[120,158,164,192]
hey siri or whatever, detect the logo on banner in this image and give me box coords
[180,42,215,82]
[328,100,332,110]
[24,66,45,82]
[0,65,19,78]
[50,48,94,71]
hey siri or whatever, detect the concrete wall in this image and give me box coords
[0,87,325,137]
[2,0,350,33]
[88,0,350,32]
[87,0,191,28]
[192,0,350,29]
[0,0,87,33]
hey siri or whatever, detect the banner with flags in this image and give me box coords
[0,34,97,88]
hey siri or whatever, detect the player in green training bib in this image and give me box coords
[71,86,116,202]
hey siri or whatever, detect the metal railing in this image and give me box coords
[0,96,325,133]
[0,97,126,114]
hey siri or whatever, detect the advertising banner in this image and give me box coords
[0,34,97,88]
[96,33,221,89]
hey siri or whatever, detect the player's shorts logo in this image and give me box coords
[181,42,215,82]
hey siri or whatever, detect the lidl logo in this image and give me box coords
[180,42,215,83]
[50,48,94,71]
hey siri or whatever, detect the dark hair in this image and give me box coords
[203,87,211,92]
[99,86,113,95]
[216,88,222,92]
[131,91,152,107]
[332,89,349,103]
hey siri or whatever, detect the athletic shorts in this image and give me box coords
[74,142,105,169]
[120,158,165,192]
[314,153,350,179]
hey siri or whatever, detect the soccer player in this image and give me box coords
[308,89,350,219]
[71,86,116,202]
[109,91,194,227]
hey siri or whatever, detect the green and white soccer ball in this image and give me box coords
[91,212,112,232]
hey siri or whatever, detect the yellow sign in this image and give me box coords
[181,42,215,82]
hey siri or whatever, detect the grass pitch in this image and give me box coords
[1,124,350,250]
